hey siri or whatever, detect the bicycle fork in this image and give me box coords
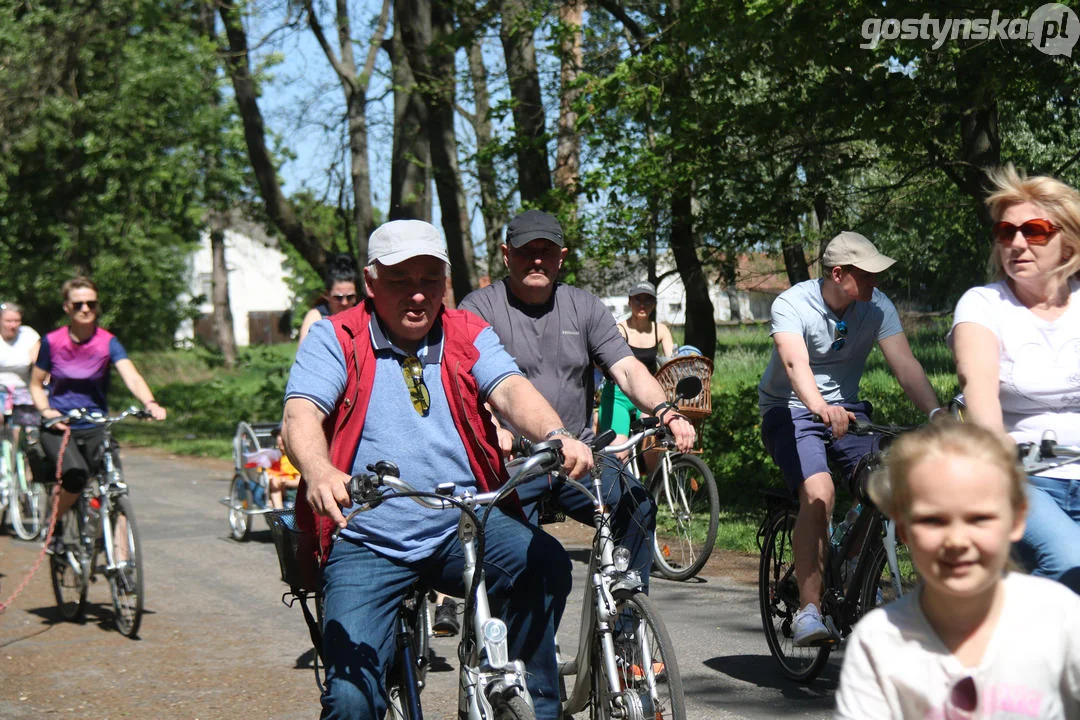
[457,515,532,720]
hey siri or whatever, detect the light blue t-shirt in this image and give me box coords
[284,314,521,561]
[757,279,903,415]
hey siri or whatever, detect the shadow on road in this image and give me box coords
[705,653,839,695]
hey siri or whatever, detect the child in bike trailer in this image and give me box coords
[835,420,1080,719]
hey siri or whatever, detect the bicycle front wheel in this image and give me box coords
[859,536,919,616]
[591,590,686,720]
[758,508,830,683]
[107,495,145,637]
[490,691,536,720]
[649,453,719,581]
[51,508,88,622]
[9,449,46,540]
[227,473,252,541]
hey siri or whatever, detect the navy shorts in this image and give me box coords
[761,401,880,495]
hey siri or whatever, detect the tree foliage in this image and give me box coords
[0,0,242,347]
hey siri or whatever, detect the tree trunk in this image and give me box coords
[500,0,552,204]
[388,24,432,221]
[782,241,811,285]
[209,221,238,368]
[670,192,715,359]
[397,0,477,304]
[467,40,507,281]
[959,102,999,235]
[218,0,326,277]
[555,0,584,206]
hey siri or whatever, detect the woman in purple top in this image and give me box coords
[29,277,166,546]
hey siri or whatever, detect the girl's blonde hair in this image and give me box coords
[868,419,1027,522]
[984,164,1080,281]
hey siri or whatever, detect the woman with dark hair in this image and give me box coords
[298,253,360,342]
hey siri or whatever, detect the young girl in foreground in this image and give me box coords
[835,420,1080,719]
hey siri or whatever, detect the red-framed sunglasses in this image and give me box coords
[992,218,1061,246]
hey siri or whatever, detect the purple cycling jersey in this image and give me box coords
[36,326,128,421]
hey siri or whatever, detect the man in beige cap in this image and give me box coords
[757,231,940,645]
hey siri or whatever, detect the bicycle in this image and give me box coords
[758,418,921,683]
[49,406,153,637]
[344,442,567,720]
[1,406,47,540]
[634,429,718,582]
[532,381,696,720]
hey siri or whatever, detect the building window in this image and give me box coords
[669,303,682,313]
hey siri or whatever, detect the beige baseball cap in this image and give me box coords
[367,220,450,266]
[822,231,896,273]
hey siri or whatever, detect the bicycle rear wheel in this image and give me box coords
[107,495,145,637]
[649,453,719,581]
[859,535,919,616]
[758,508,830,682]
[51,508,88,622]
[9,449,46,540]
[591,590,686,720]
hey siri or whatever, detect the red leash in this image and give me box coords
[0,428,70,613]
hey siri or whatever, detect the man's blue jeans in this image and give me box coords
[516,460,656,589]
[1016,474,1080,593]
[319,508,572,720]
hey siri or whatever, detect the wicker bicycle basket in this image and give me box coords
[655,355,714,420]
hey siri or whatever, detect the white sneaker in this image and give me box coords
[792,603,834,646]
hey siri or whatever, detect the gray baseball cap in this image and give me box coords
[822,231,896,273]
[367,220,449,266]
[627,281,656,298]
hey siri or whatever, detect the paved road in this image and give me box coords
[0,449,837,719]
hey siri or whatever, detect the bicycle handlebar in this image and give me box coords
[43,405,154,429]
[1020,431,1080,474]
[810,414,918,439]
[347,440,565,511]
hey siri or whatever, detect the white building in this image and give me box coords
[599,256,785,325]
[176,221,295,347]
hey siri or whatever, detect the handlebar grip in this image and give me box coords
[511,434,532,457]
[347,473,382,506]
[591,429,617,452]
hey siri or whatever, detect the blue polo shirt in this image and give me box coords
[285,314,521,561]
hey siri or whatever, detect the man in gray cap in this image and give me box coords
[460,210,696,588]
[282,219,592,718]
[758,231,941,646]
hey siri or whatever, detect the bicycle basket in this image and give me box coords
[655,355,713,420]
[267,508,320,593]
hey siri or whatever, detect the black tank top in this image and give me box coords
[620,322,661,374]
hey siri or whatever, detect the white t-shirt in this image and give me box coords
[0,325,40,394]
[836,573,1080,720]
[951,278,1080,477]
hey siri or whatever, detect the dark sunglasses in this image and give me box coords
[71,301,99,311]
[831,320,847,352]
[403,356,430,416]
[330,293,358,304]
[992,218,1060,245]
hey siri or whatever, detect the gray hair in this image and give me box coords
[0,301,23,315]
